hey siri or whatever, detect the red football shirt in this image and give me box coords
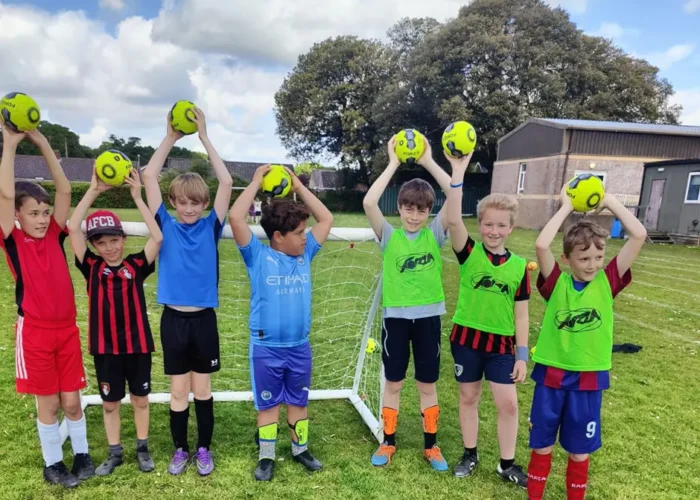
[0,217,77,326]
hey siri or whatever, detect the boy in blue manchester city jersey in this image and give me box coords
[230,165,333,482]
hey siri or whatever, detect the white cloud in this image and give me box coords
[671,89,700,126]
[99,0,126,12]
[151,0,467,65]
[544,0,589,14]
[590,22,640,41]
[644,44,695,70]
[684,0,700,13]
[80,119,110,148]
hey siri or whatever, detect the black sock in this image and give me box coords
[384,432,396,446]
[170,407,190,452]
[136,438,148,452]
[195,397,214,450]
[109,443,123,457]
[424,432,436,450]
[465,447,477,458]
[500,458,515,470]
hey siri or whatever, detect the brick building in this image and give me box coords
[492,118,700,229]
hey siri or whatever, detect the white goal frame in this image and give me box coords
[61,223,385,444]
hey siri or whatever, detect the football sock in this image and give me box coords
[381,407,398,446]
[194,397,214,449]
[527,450,552,500]
[66,414,89,455]
[37,420,63,467]
[566,457,589,500]
[465,446,478,457]
[258,423,277,461]
[110,443,124,457]
[289,419,309,456]
[422,405,439,449]
[136,439,148,452]
[500,458,515,470]
[170,407,190,453]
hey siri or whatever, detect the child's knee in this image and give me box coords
[385,379,404,394]
[415,381,436,398]
[459,385,482,406]
[496,395,518,417]
[130,394,149,410]
[103,401,120,414]
[61,395,82,419]
[534,446,554,455]
[170,387,189,403]
[570,453,589,462]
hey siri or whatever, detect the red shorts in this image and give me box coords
[15,316,86,396]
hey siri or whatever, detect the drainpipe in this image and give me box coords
[557,129,575,226]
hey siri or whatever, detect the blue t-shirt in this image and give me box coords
[155,203,224,308]
[238,231,322,348]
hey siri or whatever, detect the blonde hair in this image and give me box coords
[168,172,210,205]
[476,193,518,226]
[563,221,608,256]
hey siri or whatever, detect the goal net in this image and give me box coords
[70,222,385,443]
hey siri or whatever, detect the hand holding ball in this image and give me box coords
[96,150,133,187]
[394,129,425,164]
[1,92,41,132]
[565,174,605,213]
[442,121,477,157]
[170,100,198,135]
[262,165,292,198]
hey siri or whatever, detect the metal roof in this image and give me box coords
[499,118,700,143]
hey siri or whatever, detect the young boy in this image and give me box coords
[0,124,94,487]
[229,164,333,482]
[69,168,162,476]
[444,153,529,487]
[362,136,451,471]
[142,108,233,476]
[527,187,646,500]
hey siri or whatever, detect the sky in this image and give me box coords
[1,0,700,164]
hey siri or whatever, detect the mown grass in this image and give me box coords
[0,210,698,499]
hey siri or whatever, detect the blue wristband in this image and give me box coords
[450,182,463,188]
[516,346,529,362]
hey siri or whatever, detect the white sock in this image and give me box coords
[66,414,89,455]
[37,420,63,467]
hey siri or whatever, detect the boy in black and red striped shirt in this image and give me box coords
[69,168,162,476]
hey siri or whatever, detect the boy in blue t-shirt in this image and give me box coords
[229,165,333,482]
[142,108,233,476]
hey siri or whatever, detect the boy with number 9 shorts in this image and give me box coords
[527,186,647,500]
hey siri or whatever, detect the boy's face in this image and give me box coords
[398,204,431,232]
[16,198,51,239]
[562,242,606,282]
[478,208,513,252]
[171,197,206,224]
[273,220,307,257]
[91,234,126,266]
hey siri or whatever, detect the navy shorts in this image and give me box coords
[529,383,603,454]
[450,342,514,384]
[250,341,312,411]
[381,316,441,383]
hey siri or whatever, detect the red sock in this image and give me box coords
[566,457,590,500]
[527,451,552,500]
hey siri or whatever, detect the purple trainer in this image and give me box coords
[168,449,189,475]
[195,447,214,476]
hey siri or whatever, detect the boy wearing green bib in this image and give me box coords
[526,187,646,500]
[363,136,451,471]
[444,154,530,488]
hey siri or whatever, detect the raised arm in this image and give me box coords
[285,168,333,245]
[124,169,163,264]
[229,164,270,247]
[535,186,573,280]
[363,137,400,239]
[417,140,453,221]
[602,194,647,276]
[0,125,24,238]
[142,114,183,214]
[26,130,71,228]
[444,152,473,252]
[69,168,110,263]
[193,108,232,222]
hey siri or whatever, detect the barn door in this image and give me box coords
[644,179,665,231]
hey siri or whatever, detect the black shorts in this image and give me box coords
[94,353,152,402]
[381,316,442,383]
[450,342,514,384]
[160,307,221,376]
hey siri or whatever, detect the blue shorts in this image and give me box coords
[529,383,603,454]
[250,342,312,411]
[450,342,514,384]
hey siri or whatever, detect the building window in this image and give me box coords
[575,170,607,187]
[686,172,700,203]
[517,163,526,194]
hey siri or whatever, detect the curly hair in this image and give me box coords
[15,181,51,210]
[260,199,311,239]
[563,220,609,256]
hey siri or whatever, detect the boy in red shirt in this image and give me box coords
[0,123,94,487]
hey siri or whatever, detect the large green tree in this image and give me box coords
[15,121,94,158]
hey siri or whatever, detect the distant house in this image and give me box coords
[14,154,94,182]
[493,118,700,229]
[309,169,340,190]
[638,159,700,245]
[167,158,293,182]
